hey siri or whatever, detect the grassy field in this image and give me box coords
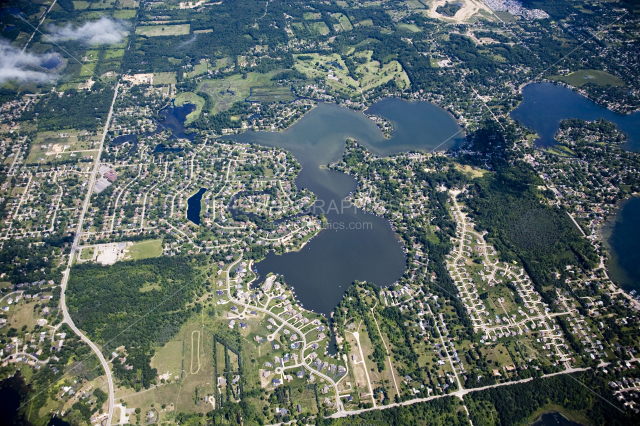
[550,69,625,88]
[104,49,125,60]
[90,0,116,9]
[303,12,322,20]
[332,13,353,31]
[153,72,177,85]
[80,247,95,260]
[197,70,281,114]
[136,24,190,37]
[309,21,331,35]
[396,22,422,32]
[185,59,209,79]
[27,130,100,165]
[454,163,489,179]
[73,1,90,10]
[112,9,137,19]
[79,61,97,77]
[143,319,218,415]
[174,91,205,124]
[544,145,576,157]
[126,239,163,260]
[246,86,295,103]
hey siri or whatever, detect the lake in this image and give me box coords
[187,188,207,225]
[111,103,195,150]
[601,195,640,294]
[227,99,464,315]
[510,82,640,151]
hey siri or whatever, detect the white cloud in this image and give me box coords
[0,39,55,84]
[48,17,129,45]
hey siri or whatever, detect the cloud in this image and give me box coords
[177,34,197,49]
[0,39,55,84]
[48,17,129,45]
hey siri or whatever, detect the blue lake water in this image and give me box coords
[226,99,463,315]
[111,103,195,149]
[601,195,640,293]
[187,188,207,225]
[511,82,640,151]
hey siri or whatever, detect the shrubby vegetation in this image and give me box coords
[466,371,640,425]
[66,255,212,389]
[321,396,469,425]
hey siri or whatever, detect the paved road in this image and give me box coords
[59,83,120,426]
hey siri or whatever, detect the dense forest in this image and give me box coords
[19,83,115,132]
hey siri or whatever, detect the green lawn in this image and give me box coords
[80,247,95,260]
[550,69,625,87]
[127,239,163,260]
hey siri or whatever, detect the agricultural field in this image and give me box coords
[197,70,281,114]
[136,24,191,37]
[550,70,625,88]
